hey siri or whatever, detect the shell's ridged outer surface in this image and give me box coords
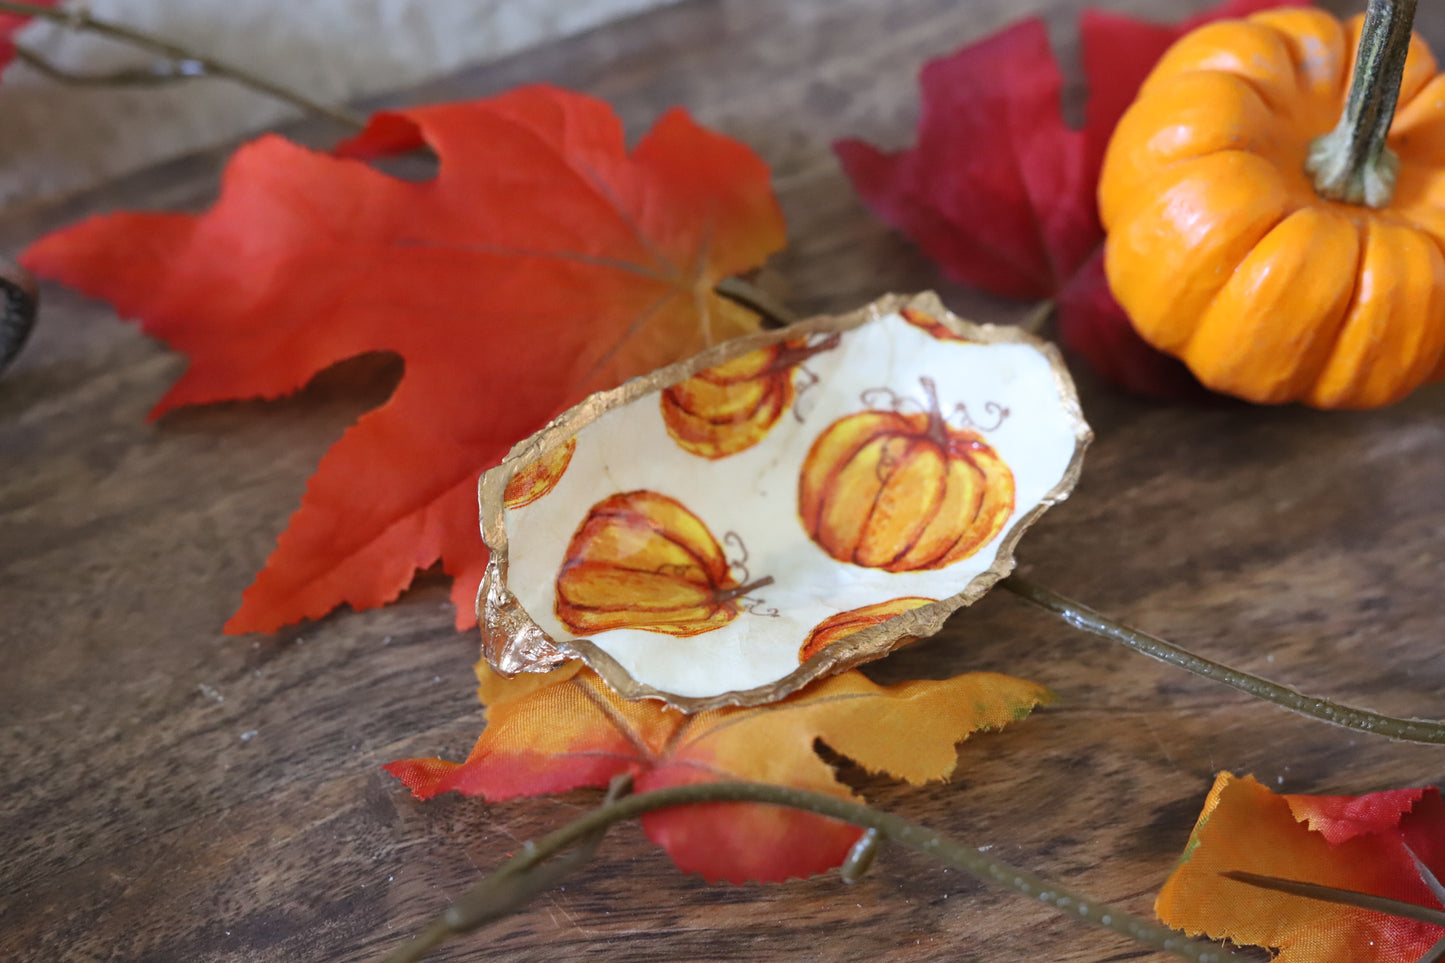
[478,293,1092,711]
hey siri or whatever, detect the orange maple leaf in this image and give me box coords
[21,86,786,633]
[1157,772,1445,963]
[387,661,1050,883]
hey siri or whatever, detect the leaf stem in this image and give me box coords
[0,0,367,130]
[1017,298,1055,336]
[1306,0,1417,207]
[381,780,1242,963]
[714,276,802,328]
[1222,870,1445,929]
[1001,575,1445,744]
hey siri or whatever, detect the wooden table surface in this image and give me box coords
[4,0,1444,960]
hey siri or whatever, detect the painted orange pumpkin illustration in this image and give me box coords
[555,490,771,637]
[662,334,839,459]
[799,379,1015,571]
[503,437,577,509]
[900,307,973,342]
[798,597,936,663]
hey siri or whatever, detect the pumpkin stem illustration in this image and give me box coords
[710,575,774,606]
[1306,0,1417,208]
[768,332,842,373]
[918,377,949,448]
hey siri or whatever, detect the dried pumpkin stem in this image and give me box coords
[1001,574,1445,744]
[1306,0,1418,207]
[917,376,950,447]
[0,0,366,130]
[381,780,1244,963]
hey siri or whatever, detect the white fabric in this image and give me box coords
[0,0,675,211]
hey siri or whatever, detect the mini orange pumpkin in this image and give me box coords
[1100,8,1445,408]
[555,490,769,637]
[661,334,838,459]
[798,380,1014,572]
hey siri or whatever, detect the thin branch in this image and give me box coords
[1002,575,1445,744]
[13,43,204,86]
[381,780,1243,963]
[1222,871,1445,928]
[1017,298,1055,336]
[384,774,634,963]
[715,275,802,329]
[0,0,366,130]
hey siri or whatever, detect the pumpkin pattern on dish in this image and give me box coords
[798,597,936,663]
[555,490,771,637]
[798,378,1014,571]
[503,438,576,509]
[900,306,974,342]
[662,334,839,459]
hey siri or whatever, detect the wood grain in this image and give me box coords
[3,0,1441,961]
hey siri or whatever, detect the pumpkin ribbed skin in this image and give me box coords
[661,341,798,459]
[555,490,747,637]
[1100,9,1445,408]
[798,409,1014,572]
[662,334,838,459]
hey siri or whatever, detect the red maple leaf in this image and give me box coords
[23,86,786,633]
[1157,772,1445,963]
[833,0,1299,400]
[0,1,56,72]
[388,661,1050,883]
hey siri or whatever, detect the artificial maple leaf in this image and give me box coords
[22,86,786,633]
[0,0,56,72]
[387,661,1050,883]
[1156,772,1445,963]
[832,0,1296,400]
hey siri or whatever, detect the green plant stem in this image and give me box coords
[1223,871,1445,929]
[1225,864,1445,962]
[12,43,205,86]
[1002,575,1445,744]
[381,780,1243,963]
[1017,298,1054,336]
[1306,0,1417,207]
[0,0,366,130]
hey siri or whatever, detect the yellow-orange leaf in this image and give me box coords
[388,662,1050,882]
[1157,772,1445,963]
